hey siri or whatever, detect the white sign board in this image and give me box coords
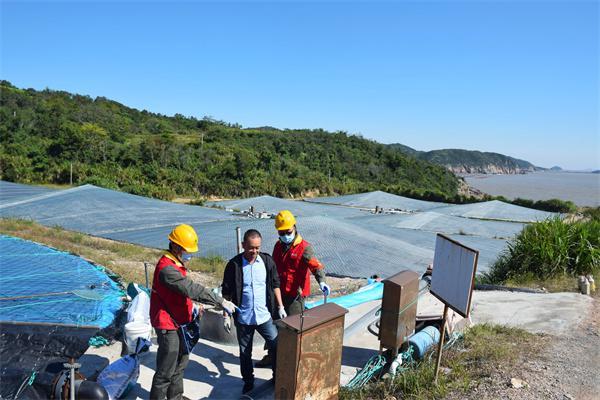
[430,234,479,317]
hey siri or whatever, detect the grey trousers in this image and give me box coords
[150,329,189,400]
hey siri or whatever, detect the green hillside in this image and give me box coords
[389,144,538,173]
[0,81,461,201]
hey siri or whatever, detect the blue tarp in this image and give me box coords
[0,235,124,328]
[306,282,383,309]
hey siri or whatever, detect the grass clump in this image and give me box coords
[340,324,539,400]
[188,255,226,277]
[510,197,577,213]
[482,217,599,285]
[582,206,600,222]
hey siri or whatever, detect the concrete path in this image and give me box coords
[85,289,594,399]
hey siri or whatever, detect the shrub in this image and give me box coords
[511,197,577,213]
[483,217,600,283]
[583,207,600,222]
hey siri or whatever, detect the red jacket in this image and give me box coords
[273,234,324,298]
[150,253,193,330]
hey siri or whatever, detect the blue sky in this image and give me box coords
[1,0,598,170]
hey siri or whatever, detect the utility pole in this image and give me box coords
[69,162,73,186]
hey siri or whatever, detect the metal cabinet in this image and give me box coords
[379,270,419,352]
[275,303,348,400]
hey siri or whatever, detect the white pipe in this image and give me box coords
[388,353,403,377]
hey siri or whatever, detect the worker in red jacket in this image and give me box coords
[271,210,330,314]
[256,210,331,368]
[150,224,236,400]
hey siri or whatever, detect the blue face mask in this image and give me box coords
[279,233,294,244]
[182,253,193,262]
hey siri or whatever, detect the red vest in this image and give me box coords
[150,253,193,330]
[273,238,311,297]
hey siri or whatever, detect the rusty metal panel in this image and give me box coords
[275,303,347,400]
[379,270,419,349]
[276,302,348,332]
[275,326,301,399]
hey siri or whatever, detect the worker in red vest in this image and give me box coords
[150,224,236,400]
[255,210,331,369]
[272,210,330,314]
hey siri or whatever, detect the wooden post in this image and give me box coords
[69,162,73,186]
[144,262,150,289]
[433,304,448,384]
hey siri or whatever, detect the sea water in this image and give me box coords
[464,171,600,207]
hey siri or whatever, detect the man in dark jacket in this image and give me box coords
[221,229,286,394]
[150,224,236,400]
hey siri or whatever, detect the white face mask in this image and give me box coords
[279,233,294,244]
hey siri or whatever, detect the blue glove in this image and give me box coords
[319,282,330,296]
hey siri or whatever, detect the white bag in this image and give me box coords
[126,290,150,324]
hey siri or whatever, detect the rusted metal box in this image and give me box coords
[275,303,348,400]
[379,270,420,350]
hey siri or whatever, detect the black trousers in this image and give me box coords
[150,329,189,400]
[235,319,278,384]
[282,294,305,316]
[260,295,304,354]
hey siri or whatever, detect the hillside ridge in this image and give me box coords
[389,144,540,174]
[0,80,463,202]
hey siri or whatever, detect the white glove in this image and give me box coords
[278,306,287,320]
[192,303,204,319]
[319,282,331,296]
[223,315,232,334]
[221,299,237,315]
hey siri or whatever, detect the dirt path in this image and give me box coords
[452,295,600,399]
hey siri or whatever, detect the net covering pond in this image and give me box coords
[0,180,55,203]
[0,235,124,328]
[1,182,554,279]
[304,190,446,211]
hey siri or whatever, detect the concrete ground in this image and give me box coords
[84,290,594,399]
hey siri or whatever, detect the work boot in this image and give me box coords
[255,354,272,368]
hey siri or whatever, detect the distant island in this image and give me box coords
[550,166,563,171]
[389,144,541,175]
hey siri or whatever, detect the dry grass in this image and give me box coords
[503,274,580,293]
[340,324,543,400]
[0,218,223,287]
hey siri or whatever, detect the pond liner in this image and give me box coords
[0,235,127,399]
[0,321,99,399]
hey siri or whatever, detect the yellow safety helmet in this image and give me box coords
[274,210,296,231]
[168,224,199,252]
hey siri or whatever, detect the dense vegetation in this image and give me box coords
[583,206,600,221]
[0,81,461,201]
[496,196,577,213]
[390,144,537,172]
[483,216,599,284]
